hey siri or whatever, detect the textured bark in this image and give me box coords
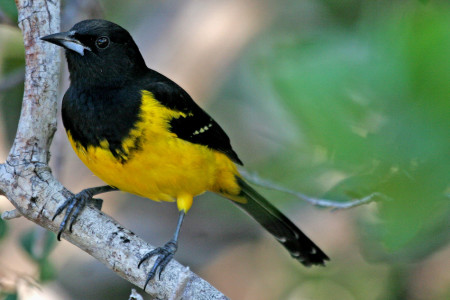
[0,1,227,299]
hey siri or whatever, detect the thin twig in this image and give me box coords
[1,209,22,220]
[240,169,384,210]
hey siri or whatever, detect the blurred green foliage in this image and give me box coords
[20,229,57,282]
[1,294,17,300]
[221,1,449,298]
[0,0,17,21]
[249,1,449,260]
[0,25,24,146]
[0,215,16,300]
[0,217,7,241]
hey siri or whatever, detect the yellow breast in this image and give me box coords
[67,91,240,203]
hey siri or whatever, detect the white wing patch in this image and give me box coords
[192,123,213,136]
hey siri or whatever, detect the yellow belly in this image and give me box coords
[67,91,240,205]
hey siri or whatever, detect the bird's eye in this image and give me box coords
[96,36,110,49]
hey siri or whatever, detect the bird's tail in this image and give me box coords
[232,176,329,266]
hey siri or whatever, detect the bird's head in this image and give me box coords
[41,19,147,87]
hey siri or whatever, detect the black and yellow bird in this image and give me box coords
[41,19,328,288]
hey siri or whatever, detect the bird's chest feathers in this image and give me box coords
[64,90,187,168]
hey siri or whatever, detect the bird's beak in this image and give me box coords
[40,31,91,56]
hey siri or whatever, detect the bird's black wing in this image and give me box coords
[143,75,243,165]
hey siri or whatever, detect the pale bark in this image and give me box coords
[0,1,227,299]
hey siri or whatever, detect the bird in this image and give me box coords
[41,19,329,289]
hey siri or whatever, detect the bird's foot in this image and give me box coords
[138,240,178,289]
[52,189,102,241]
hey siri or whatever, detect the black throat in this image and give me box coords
[62,82,144,162]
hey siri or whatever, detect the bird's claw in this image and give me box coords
[138,240,178,289]
[52,189,94,241]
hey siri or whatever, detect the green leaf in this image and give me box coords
[0,26,25,146]
[20,229,57,262]
[39,259,57,282]
[19,229,34,260]
[0,217,8,241]
[3,293,18,300]
[41,231,57,260]
[0,0,18,21]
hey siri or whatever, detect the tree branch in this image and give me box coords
[240,170,384,210]
[0,1,227,299]
[1,209,22,220]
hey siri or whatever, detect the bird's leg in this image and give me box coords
[138,211,185,289]
[52,185,118,240]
